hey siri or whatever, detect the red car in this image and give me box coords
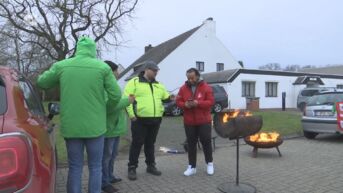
[0,66,58,193]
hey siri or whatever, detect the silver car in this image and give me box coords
[301,90,343,139]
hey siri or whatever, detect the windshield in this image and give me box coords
[307,93,343,106]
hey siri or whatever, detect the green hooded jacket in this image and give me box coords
[105,95,130,137]
[37,37,121,138]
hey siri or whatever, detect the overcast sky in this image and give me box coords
[104,0,343,69]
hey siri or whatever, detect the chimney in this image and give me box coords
[145,44,153,53]
[202,17,216,35]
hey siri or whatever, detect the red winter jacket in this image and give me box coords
[176,80,214,126]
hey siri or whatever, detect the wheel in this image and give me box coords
[171,105,182,116]
[299,103,306,112]
[304,131,318,139]
[213,103,222,113]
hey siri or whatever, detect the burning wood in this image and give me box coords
[222,110,252,123]
[249,132,280,142]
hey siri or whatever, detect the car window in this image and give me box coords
[301,89,319,96]
[18,78,45,116]
[0,77,6,115]
[307,93,343,106]
[211,85,225,94]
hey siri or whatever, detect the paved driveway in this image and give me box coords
[56,135,343,193]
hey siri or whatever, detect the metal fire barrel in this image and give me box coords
[213,112,263,139]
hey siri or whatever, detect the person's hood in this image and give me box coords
[75,36,96,58]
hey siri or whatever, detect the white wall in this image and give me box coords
[118,19,241,91]
[211,73,343,109]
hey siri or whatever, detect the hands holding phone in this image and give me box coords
[185,99,198,108]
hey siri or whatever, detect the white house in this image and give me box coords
[118,18,343,110]
[202,69,343,109]
[117,18,242,91]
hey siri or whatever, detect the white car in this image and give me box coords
[301,90,343,139]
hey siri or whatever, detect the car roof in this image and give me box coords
[302,87,335,90]
[314,90,343,95]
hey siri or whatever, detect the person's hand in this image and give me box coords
[128,95,135,104]
[192,100,198,107]
[130,117,137,121]
[185,101,192,108]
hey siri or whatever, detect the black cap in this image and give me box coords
[144,61,159,70]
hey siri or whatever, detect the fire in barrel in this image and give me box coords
[213,109,263,139]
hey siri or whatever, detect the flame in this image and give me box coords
[244,111,252,116]
[249,132,280,142]
[222,110,252,123]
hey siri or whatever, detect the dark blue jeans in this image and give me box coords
[65,136,104,193]
[102,136,120,187]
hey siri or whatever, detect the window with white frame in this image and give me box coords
[265,82,278,97]
[216,63,224,71]
[337,84,343,89]
[242,81,255,97]
[196,61,204,72]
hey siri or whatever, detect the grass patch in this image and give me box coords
[252,110,303,136]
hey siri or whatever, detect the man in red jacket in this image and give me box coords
[176,68,215,176]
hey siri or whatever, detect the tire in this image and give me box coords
[299,103,306,112]
[213,103,222,113]
[304,131,318,139]
[171,105,182,116]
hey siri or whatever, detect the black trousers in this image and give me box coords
[184,123,213,167]
[128,118,161,168]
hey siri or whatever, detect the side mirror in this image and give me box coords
[48,102,60,120]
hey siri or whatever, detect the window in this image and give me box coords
[216,63,224,72]
[337,85,343,89]
[196,61,204,72]
[242,81,255,97]
[265,82,278,97]
[19,78,45,116]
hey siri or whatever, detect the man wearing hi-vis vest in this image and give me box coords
[124,61,173,181]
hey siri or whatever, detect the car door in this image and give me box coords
[18,77,56,193]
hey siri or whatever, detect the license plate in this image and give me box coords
[315,111,333,116]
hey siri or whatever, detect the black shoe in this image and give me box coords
[102,184,118,193]
[146,165,162,176]
[110,177,122,184]
[128,166,137,181]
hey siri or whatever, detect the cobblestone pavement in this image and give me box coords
[56,135,343,193]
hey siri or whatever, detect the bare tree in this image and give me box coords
[283,64,301,72]
[302,65,316,69]
[258,63,282,71]
[0,0,138,61]
[0,22,53,77]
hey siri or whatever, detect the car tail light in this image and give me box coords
[0,133,33,192]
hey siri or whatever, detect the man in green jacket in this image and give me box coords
[124,61,172,180]
[37,37,121,193]
[102,61,134,193]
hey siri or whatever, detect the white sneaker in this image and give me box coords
[183,165,196,176]
[207,162,214,175]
